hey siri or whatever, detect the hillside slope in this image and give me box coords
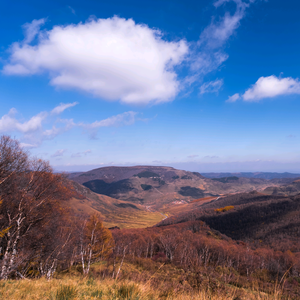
[157,191,300,251]
[70,166,280,209]
[67,181,164,228]
[263,179,300,196]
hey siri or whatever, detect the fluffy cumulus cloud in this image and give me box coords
[227,75,300,102]
[4,17,188,105]
[243,75,300,101]
[3,0,256,104]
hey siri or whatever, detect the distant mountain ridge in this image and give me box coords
[69,165,204,184]
[69,166,282,209]
[202,172,300,180]
[67,167,300,234]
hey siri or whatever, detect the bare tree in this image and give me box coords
[0,136,71,279]
[78,214,113,275]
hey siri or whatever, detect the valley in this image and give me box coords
[67,166,300,229]
[2,139,300,299]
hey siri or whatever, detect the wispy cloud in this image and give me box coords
[51,102,78,115]
[188,0,253,90]
[204,155,219,159]
[200,79,223,94]
[22,18,46,44]
[80,111,137,129]
[51,149,67,157]
[0,104,142,149]
[19,142,38,148]
[199,0,249,49]
[68,6,76,15]
[226,93,240,102]
[71,150,91,158]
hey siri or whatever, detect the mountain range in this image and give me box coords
[68,166,284,211]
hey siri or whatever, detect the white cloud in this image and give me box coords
[0,104,139,148]
[199,9,244,49]
[22,18,46,44]
[200,79,223,94]
[199,0,247,49]
[189,0,252,87]
[226,93,240,102]
[51,102,78,115]
[51,149,67,157]
[4,17,188,105]
[19,142,37,148]
[43,126,61,138]
[81,111,137,129]
[190,51,228,75]
[17,113,46,132]
[4,1,257,102]
[243,75,300,101]
[0,108,46,133]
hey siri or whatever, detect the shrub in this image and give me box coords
[214,206,234,213]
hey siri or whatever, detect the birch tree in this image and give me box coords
[79,214,113,275]
[0,135,71,279]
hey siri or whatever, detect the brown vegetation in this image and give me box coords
[214,205,234,212]
[1,135,300,299]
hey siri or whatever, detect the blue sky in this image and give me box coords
[1,0,300,172]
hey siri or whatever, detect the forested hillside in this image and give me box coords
[1,136,300,299]
[157,192,300,252]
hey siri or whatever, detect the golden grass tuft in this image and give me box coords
[0,276,288,300]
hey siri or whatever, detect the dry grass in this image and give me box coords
[0,276,288,300]
[67,196,165,229]
[103,210,165,229]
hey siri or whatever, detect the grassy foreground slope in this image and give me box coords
[0,270,288,300]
